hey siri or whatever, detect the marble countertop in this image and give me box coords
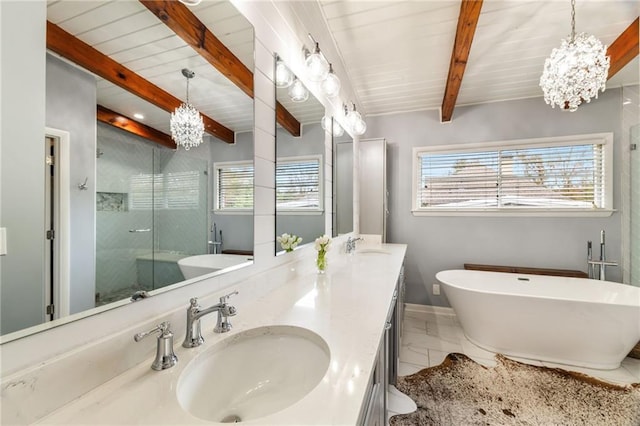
[36,244,407,425]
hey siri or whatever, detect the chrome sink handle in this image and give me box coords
[134,321,178,371]
[214,291,238,334]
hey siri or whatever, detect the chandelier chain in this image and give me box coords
[570,0,576,42]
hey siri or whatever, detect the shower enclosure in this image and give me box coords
[95,125,208,305]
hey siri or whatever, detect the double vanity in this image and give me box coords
[31,243,406,425]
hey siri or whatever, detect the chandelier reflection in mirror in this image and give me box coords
[170,68,205,150]
[539,0,610,112]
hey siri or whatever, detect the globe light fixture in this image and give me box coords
[539,0,610,111]
[288,77,309,103]
[275,58,294,88]
[305,42,329,82]
[321,115,345,137]
[345,103,367,136]
[170,69,204,150]
[321,64,341,98]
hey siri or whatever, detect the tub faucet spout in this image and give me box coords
[587,230,618,280]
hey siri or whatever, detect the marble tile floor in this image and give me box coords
[397,309,640,386]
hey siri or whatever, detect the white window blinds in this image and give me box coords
[414,135,610,212]
[129,171,200,210]
[216,163,254,210]
[276,157,322,210]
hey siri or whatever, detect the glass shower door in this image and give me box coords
[631,124,639,285]
[95,136,155,305]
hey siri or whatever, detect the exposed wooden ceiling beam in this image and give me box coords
[276,101,301,137]
[607,17,639,80]
[139,0,301,137]
[440,0,483,123]
[97,105,176,149]
[46,21,235,144]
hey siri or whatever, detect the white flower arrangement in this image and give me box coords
[314,234,332,273]
[277,233,302,252]
[314,234,332,253]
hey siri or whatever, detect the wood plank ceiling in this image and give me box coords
[47,0,256,144]
[319,0,639,120]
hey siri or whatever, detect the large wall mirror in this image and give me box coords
[333,128,353,236]
[0,1,255,340]
[274,56,327,251]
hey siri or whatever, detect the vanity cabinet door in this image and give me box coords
[361,335,385,426]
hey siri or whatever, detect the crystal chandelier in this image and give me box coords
[170,69,204,150]
[539,0,610,112]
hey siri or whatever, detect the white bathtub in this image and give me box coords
[178,254,253,280]
[436,269,640,370]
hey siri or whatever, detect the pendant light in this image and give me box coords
[539,0,610,111]
[170,69,204,150]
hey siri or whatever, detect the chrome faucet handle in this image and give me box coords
[214,291,239,334]
[219,290,238,304]
[134,321,178,371]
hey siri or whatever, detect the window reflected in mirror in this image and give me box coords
[274,56,326,253]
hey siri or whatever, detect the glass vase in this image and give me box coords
[316,250,327,274]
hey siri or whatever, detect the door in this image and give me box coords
[44,136,56,321]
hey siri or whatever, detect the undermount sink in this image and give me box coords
[176,325,330,423]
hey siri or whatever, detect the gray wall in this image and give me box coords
[46,54,97,314]
[365,89,623,307]
[276,122,325,247]
[211,131,254,252]
[0,1,47,334]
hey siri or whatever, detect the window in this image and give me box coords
[276,155,323,213]
[214,161,254,212]
[412,133,613,216]
[129,171,201,210]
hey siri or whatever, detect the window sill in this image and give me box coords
[213,209,253,216]
[411,208,616,218]
[276,210,324,216]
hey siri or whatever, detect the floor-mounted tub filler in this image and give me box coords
[436,270,640,370]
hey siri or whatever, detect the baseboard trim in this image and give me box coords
[404,303,455,317]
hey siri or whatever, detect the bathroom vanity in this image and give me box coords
[26,244,407,425]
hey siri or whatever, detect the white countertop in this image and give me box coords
[36,244,407,425]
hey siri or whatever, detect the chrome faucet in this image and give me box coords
[134,321,178,371]
[182,291,238,348]
[587,230,618,280]
[345,236,362,254]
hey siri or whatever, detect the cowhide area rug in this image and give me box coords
[389,353,640,426]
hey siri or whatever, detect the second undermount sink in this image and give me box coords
[176,325,330,423]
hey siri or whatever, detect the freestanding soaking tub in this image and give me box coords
[436,269,640,370]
